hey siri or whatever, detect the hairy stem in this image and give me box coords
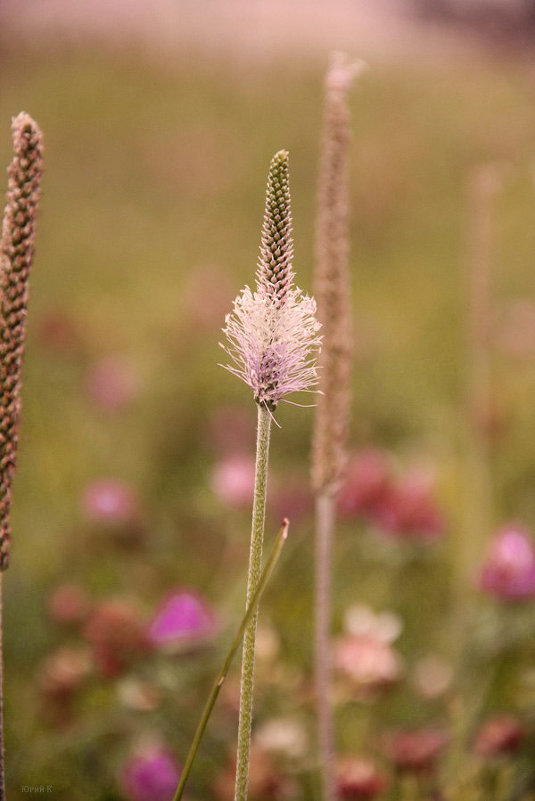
[0,574,4,801]
[315,490,336,801]
[234,404,272,801]
[174,520,288,801]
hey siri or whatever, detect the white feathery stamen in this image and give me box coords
[220,285,321,408]
[220,150,321,410]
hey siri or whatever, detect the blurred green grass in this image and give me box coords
[2,38,535,798]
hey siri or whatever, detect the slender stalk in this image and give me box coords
[448,166,502,762]
[234,404,272,801]
[460,166,501,598]
[315,491,336,801]
[173,519,289,801]
[0,112,43,801]
[221,150,318,799]
[311,54,364,801]
[0,574,4,800]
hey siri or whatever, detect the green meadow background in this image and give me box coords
[1,28,535,799]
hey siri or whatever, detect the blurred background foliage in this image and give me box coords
[2,4,535,798]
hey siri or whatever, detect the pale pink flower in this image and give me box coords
[82,478,139,525]
[117,679,161,712]
[220,150,320,410]
[221,285,321,410]
[479,526,535,600]
[211,454,255,507]
[412,655,453,699]
[343,605,402,644]
[335,632,403,697]
[254,718,307,761]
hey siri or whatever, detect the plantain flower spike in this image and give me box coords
[0,112,43,569]
[221,150,321,411]
[312,54,366,492]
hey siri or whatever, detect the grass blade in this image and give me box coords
[173,517,290,801]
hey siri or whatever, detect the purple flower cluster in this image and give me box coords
[338,449,444,542]
[121,747,180,801]
[147,590,217,647]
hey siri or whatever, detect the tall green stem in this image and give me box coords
[234,404,272,801]
[174,520,288,801]
[315,490,336,801]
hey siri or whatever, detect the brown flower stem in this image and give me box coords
[315,490,336,801]
[234,404,272,801]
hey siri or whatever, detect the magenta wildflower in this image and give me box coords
[479,526,535,600]
[220,150,320,411]
[121,747,180,801]
[147,590,216,647]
